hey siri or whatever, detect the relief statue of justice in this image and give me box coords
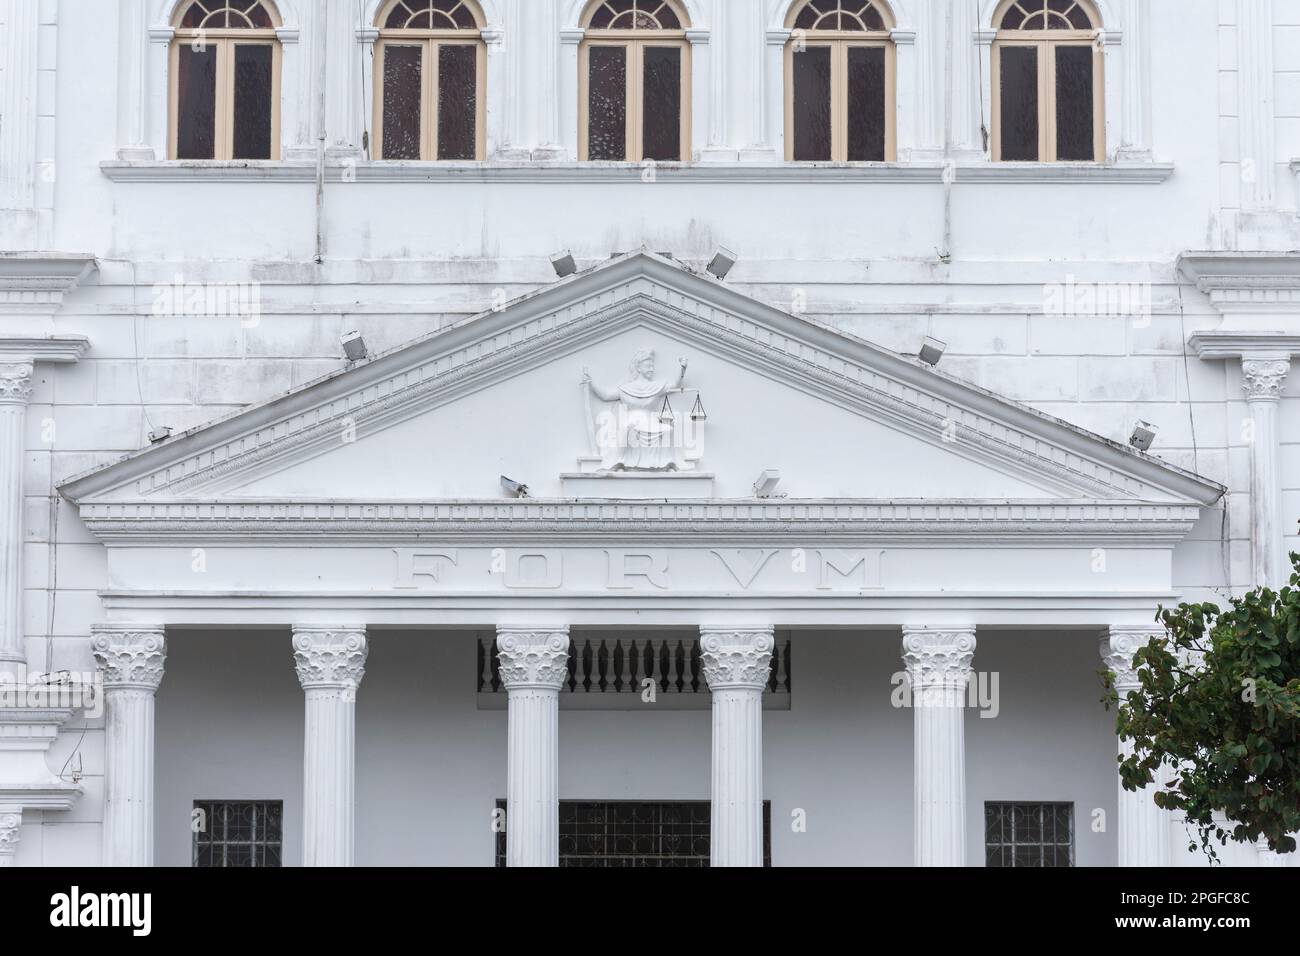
[580,348,707,472]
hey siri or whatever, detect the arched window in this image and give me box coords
[374,0,486,161]
[170,1,282,160]
[784,1,896,162]
[992,0,1103,162]
[579,1,691,162]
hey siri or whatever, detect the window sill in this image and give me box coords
[99,159,1175,184]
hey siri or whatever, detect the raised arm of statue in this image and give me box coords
[581,367,618,403]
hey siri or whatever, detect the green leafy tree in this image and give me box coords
[1103,553,1300,860]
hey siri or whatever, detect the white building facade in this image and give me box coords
[0,0,1298,868]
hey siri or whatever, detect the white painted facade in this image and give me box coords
[0,0,1298,868]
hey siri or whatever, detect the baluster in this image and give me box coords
[644,640,658,693]
[580,639,594,693]
[490,645,501,692]
[767,642,780,693]
[596,640,607,692]
[619,639,633,692]
[565,644,577,692]
[659,641,671,693]
[781,640,792,693]
[477,637,488,692]
[689,640,702,692]
[675,640,687,693]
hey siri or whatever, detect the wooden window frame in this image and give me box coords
[783,35,896,163]
[372,34,487,161]
[991,33,1104,163]
[169,30,282,161]
[578,32,692,163]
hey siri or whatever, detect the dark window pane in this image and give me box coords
[794,6,817,29]
[587,46,627,160]
[1055,45,1095,160]
[998,45,1038,160]
[791,46,831,161]
[176,45,218,159]
[438,45,477,159]
[382,45,423,159]
[642,46,681,161]
[847,45,886,161]
[232,44,274,159]
[1001,5,1025,29]
[181,2,205,28]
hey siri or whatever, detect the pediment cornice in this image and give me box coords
[59,253,1224,508]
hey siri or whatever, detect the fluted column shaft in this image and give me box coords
[1103,626,1171,867]
[91,625,166,867]
[293,625,368,867]
[903,626,975,867]
[0,363,34,680]
[700,626,772,868]
[1242,358,1289,588]
[0,0,39,211]
[497,627,569,867]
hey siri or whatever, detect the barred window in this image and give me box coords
[984,801,1074,867]
[495,800,772,867]
[579,1,692,162]
[993,0,1103,162]
[170,1,282,160]
[192,800,283,867]
[784,1,896,162]
[374,0,486,160]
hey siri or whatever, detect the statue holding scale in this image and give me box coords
[580,349,704,472]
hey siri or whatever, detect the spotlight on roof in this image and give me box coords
[341,330,368,362]
[148,426,173,444]
[550,250,577,278]
[918,336,947,367]
[500,475,530,499]
[753,469,782,498]
[1129,420,1157,452]
[706,247,737,280]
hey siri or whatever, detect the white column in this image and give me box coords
[292,625,367,867]
[1102,626,1171,867]
[1256,838,1288,867]
[1238,0,1276,210]
[700,626,772,867]
[1117,0,1151,160]
[496,626,569,867]
[115,0,154,159]
[1242,357,1290,588]
[0,807,19,867]
[0,363,33,681]
[323,0,363,156]
[558,29,583,160]
[902,626,974,867]
[91,625,166,867]
[908,0,944,160]
[0,0,39,210]
[947,0,983,159]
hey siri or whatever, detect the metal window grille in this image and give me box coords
[192,800,283,867]
[984,802,1074,867]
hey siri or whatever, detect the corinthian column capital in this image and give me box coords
[91,625,166,691]
[1101,625,1165,691]
[0,362,34,406]
[0,807,20,866]
[292,626,368,693]
[1241,357,1290,400]
[699,627,774,691]
[496,628,570,691]
[901,626,976,690]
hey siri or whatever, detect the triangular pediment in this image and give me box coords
[59,253,1223,508]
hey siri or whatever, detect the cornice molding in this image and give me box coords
[1188,331,1300,361]
[72,499,1205,545]
[0,335,90,364]
[58,254,1223,508]
[98,160,1174,185]
[0,255,97,317]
